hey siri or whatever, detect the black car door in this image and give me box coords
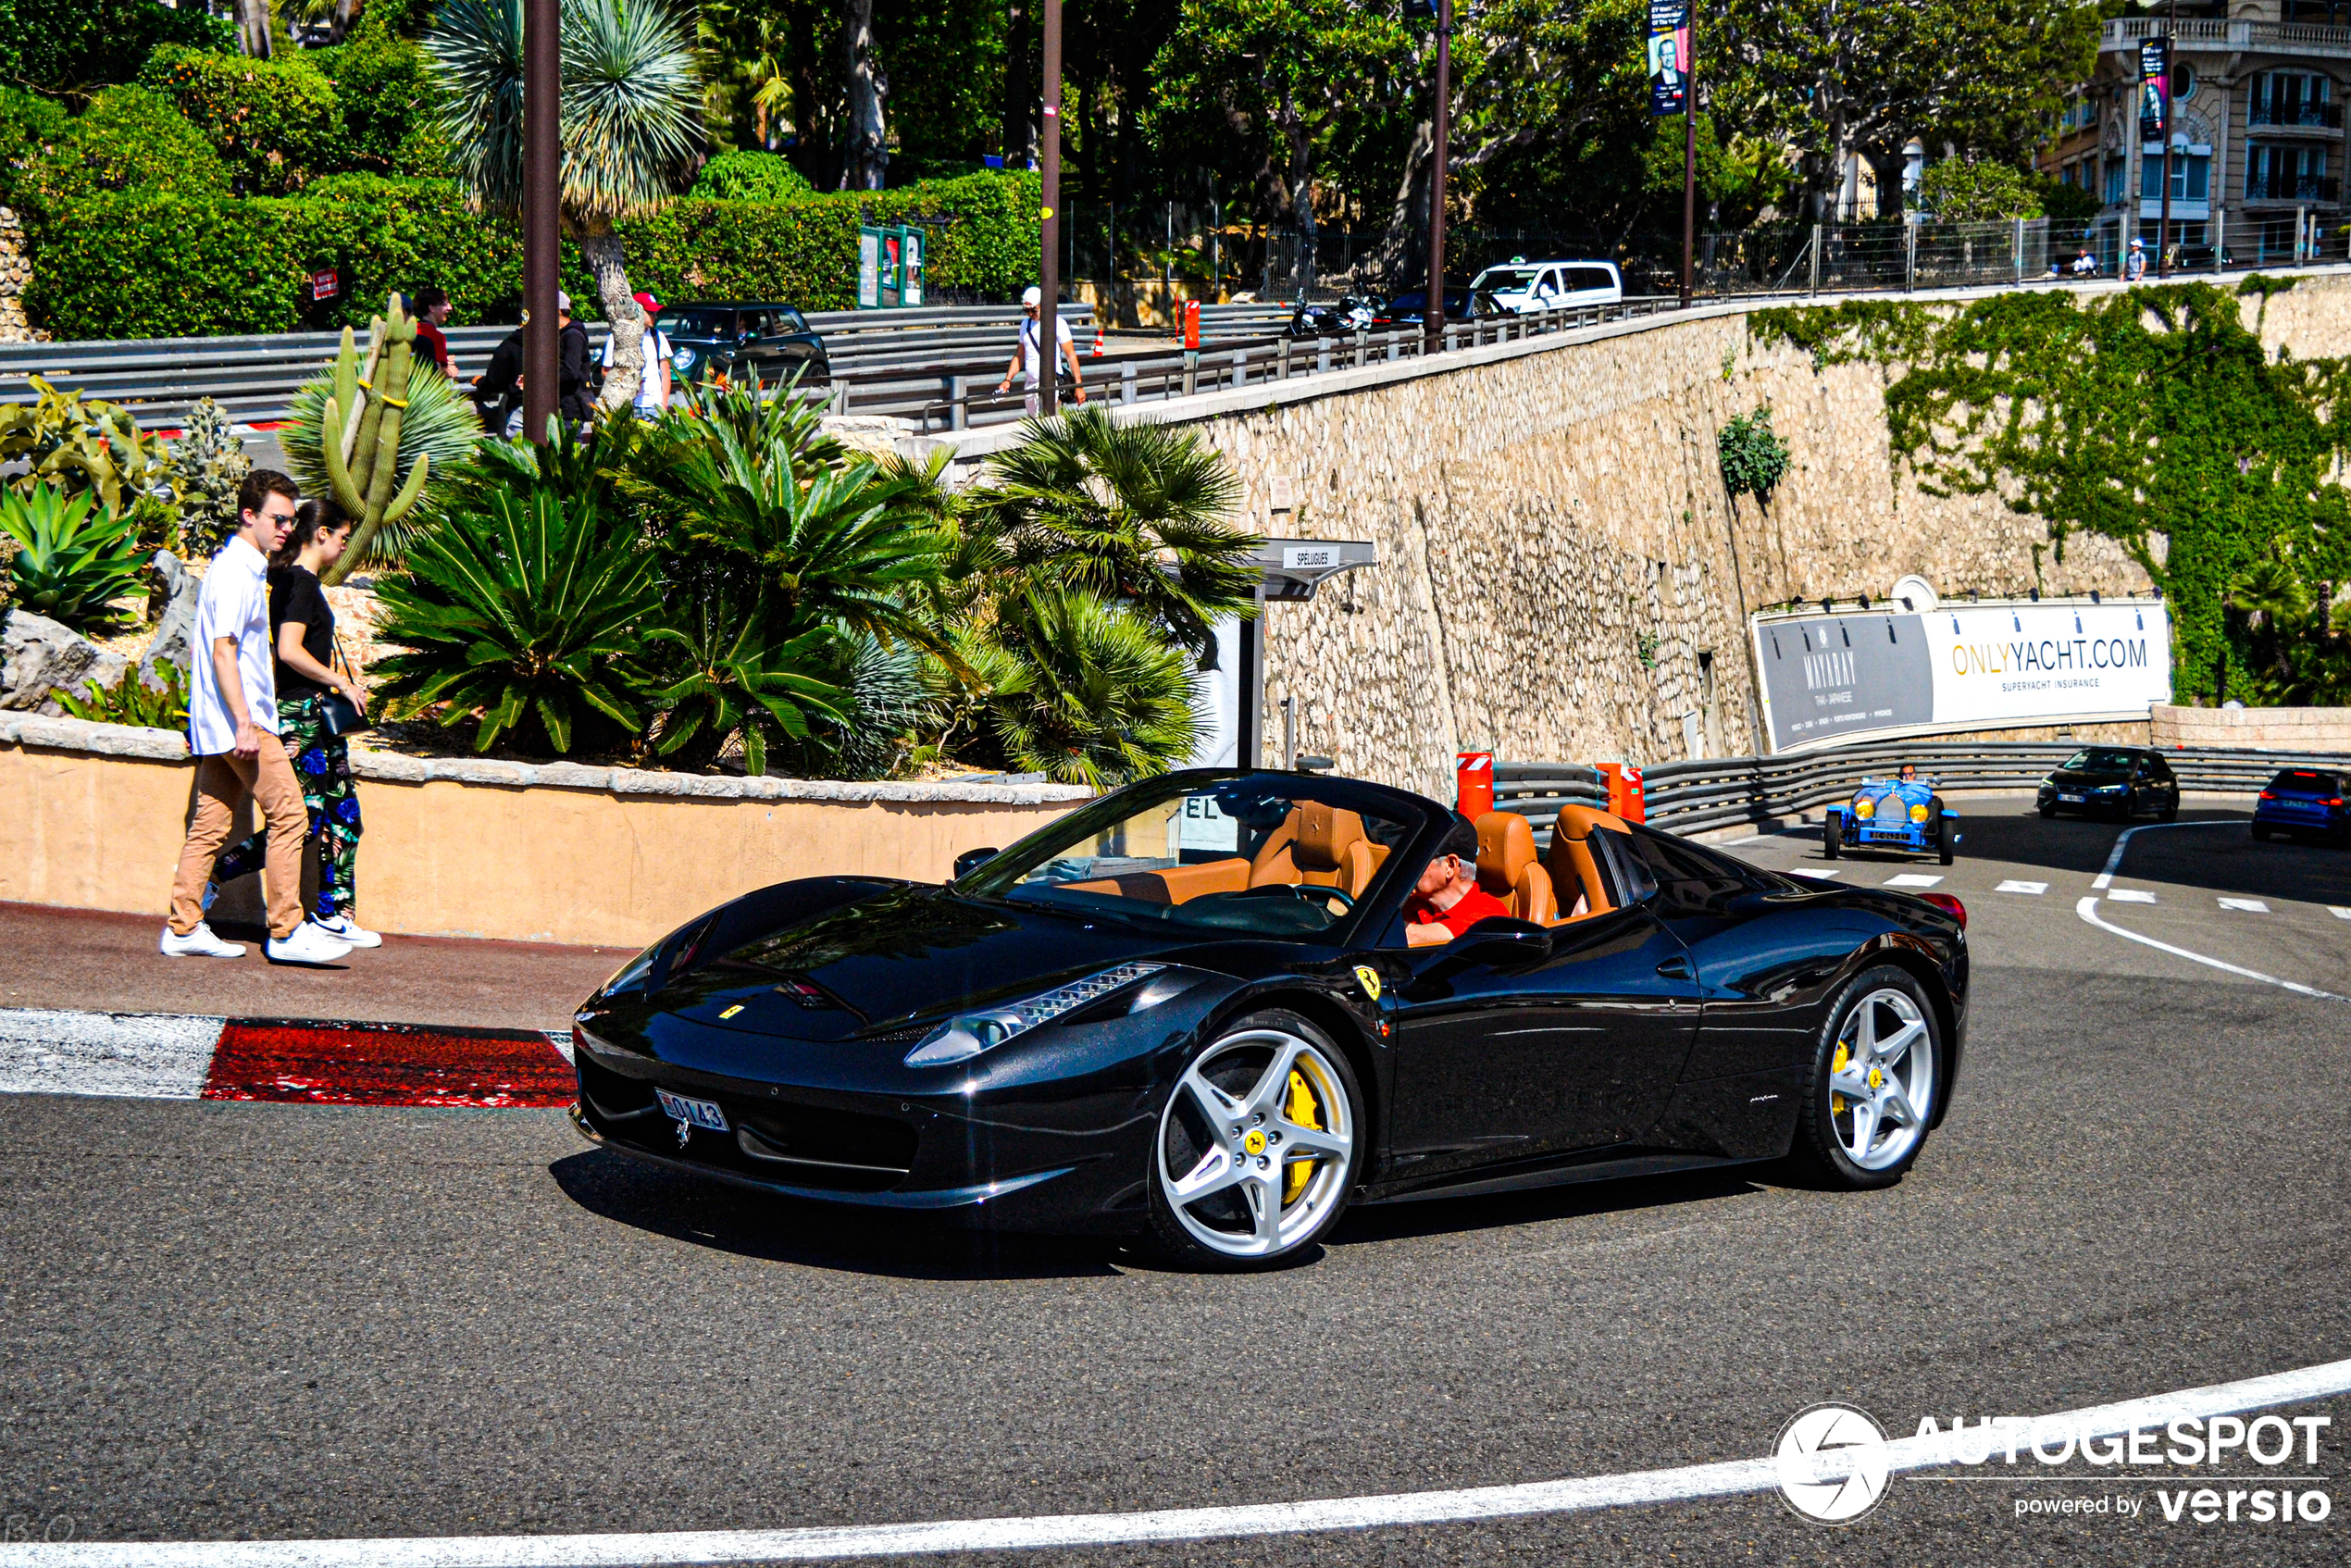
[1382,890,1702,1184]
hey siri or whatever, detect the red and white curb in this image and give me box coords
[0,1008,576,1108]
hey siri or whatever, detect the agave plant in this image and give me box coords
[427,0,702,412]
[962,589,1205,789]
[645,587,849,775]
[968,404,1260,655]
[371,486,659,755]
[0,482,145,632]
[0,378,181,529]
[56,659,189,729]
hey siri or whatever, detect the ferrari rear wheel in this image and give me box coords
[1785,966,1940,1190]
[1149,1011,1362,1268]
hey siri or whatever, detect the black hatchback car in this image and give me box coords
[655,302,830,390]
[2253,767,2349,843]
[2036,745,2181,820]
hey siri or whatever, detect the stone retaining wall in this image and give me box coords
[932,273,2351,802]
[2153,703,2351,753]
[0,715,1090,947]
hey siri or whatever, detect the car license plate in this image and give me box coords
[2059,793,2084,803]
[656,1089,728,1131]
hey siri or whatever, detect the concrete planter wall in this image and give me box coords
[2153,704,2351,752]
[0,715,1091,948]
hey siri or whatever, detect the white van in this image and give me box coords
[1467,259,1623,316]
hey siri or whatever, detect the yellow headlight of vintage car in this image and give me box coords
[1909,803,1931,823]
[1853,797,1875,820]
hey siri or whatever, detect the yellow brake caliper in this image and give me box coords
[1830,1040,1849,1115]
[1282,1069,1322,1207]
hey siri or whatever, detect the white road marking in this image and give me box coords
[2092,817,2239,889]
[0,1009,222,1100]
[2218,898,2270,913]
[1806,867,1844,877]
[1885,873,1944,888]
[2333,907,2351,921]
[2107,889,2157,903]
[9,1357,2351,1567]
[1995,879,2048,895]
[2076,898,2348,1002]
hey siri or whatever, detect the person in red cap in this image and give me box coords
[602,289,673,417]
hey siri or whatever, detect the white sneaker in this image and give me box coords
[314,914,381,949]
[160,922,246,959]
[267,921,355,965]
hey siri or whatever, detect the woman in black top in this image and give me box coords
[213,500,380,948]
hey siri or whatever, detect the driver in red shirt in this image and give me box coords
[1405,817,1513,947]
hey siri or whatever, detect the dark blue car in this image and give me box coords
[2252,767,2349,844]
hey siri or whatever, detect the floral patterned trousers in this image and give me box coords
[215,693,364,920]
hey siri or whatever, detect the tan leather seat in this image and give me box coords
[1250,802,1379,899]
[1474,813,1557,924]
[1544,803,1632,920]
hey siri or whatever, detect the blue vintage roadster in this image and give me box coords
[1824,774,1959,865]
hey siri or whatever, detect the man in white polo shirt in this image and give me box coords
[161,471,354,964]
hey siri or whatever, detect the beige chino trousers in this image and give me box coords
[168,734,309,940]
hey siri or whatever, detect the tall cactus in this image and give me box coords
[320,295,434,582]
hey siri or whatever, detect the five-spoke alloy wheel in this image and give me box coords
[1149,1011,1362,1268]
[1788,966,1941,1189]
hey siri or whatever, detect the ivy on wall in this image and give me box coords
[1749,281,2351,704]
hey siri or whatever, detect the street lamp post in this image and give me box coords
[522,0,559,443]
[1426,0,1450,355]
[1038,0,1064,415]
[1680,6,1697,308]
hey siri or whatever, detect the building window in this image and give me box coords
[2141,154,2211,202]
[2251,72,2340,129]
[2104,160,2127,205]
[2247,143,2334,203]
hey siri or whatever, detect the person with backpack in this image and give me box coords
[994,286,1086,415]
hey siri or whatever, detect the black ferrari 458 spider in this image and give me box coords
[570,768,1969,1266]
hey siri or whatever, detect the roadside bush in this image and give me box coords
[689,149,814,202]
[1916,158,2042,223]
[0,0,229,97]
[139,44,342,193]
[23,170,1039,339]
[951,590,1204,789]
[0,482,144,632]
[0,86,68,205]
[310,31,447,176]
[1717,404,1792,509]
[20,85,227,210]
[0,376,181,526]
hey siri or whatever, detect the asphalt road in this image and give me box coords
[4,799,2349,1565]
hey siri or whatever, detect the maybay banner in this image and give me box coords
[1752,600,2173,753]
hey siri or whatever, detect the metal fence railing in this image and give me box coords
[1495,740,2351,841]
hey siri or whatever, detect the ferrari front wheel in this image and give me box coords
[1150,1011,1362,1269]
[1785,966,1940,1191]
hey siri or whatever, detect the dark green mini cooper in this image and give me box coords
[656,302,831,390]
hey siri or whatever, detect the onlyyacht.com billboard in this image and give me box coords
[1752,600,2172,753]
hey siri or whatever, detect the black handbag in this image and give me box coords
[318,628,373,737]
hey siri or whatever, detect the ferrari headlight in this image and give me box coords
[1909,803,1930,823]
[1853,797,1875,820]
[904,963,1166,1067]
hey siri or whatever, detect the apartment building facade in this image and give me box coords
[2038,3,2351,264]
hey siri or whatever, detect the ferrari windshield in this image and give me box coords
[2063,749,2140,772]
[956,773,1423,939]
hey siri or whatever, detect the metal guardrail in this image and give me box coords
[1496,740,2351,840]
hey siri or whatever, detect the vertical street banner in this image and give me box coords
[2140,37,2171,134]
[1648,0,1689,116]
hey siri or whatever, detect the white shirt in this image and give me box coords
[1019,316,1074,387]
[189,535,278,754]
[603,329,672,416]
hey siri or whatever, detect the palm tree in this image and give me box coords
[965,405,1261,656]
[427,0,703,414]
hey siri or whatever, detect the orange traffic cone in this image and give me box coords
[1091,318,1106,356]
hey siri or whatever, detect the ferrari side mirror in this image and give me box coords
[1459,916,1552,964]
[953,847,999,879]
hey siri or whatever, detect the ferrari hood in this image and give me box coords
[652,883,1183,1043]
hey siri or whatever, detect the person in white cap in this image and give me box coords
[2124,237,2147,281]
[996,285,1086,416]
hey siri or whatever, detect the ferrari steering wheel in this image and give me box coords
[1236,882,1356,911]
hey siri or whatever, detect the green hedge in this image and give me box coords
[139,44,341,194]
[19,84,226,208]
[0,0,227,96]
[25,171,1042,340]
